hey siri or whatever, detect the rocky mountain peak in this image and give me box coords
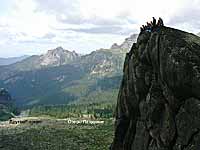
[55,46,64,50]
[119,34,138,50]
[110,34,138,52]
[110,43,120,49]
[46,46,71,57]
[40,47,80,66]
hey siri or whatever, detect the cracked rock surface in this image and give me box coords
[111,27,200,150]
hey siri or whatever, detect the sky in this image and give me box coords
[0,0,199,58]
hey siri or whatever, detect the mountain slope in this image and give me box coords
[78,34,138,78]
[79,49,125,77]
[0,55,29,66]
[0,64,86,106]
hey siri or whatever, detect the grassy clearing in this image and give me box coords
[0,118,114,150]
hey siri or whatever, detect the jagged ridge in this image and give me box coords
[0,34,137,106]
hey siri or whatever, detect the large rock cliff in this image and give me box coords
[111,26,200,150]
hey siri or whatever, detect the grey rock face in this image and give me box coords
[111,27,200,150]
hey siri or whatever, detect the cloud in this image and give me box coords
[42,33,56,39]
[33,0,200,33]
[56,25,134,35]
[69,26,124,35]
[0,0,199,57]
[34,0,135,27]
[167,0,200,33]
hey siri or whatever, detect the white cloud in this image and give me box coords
[0,0,199,57]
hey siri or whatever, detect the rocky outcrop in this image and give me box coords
[0,88,15,121]
[111,27,200,150]
[0,88,12,105]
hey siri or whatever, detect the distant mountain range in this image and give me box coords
[0,34,138,107]
[2,47,81,72]
[0,55,29,66]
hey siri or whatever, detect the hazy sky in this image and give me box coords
[0,0,199,57]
